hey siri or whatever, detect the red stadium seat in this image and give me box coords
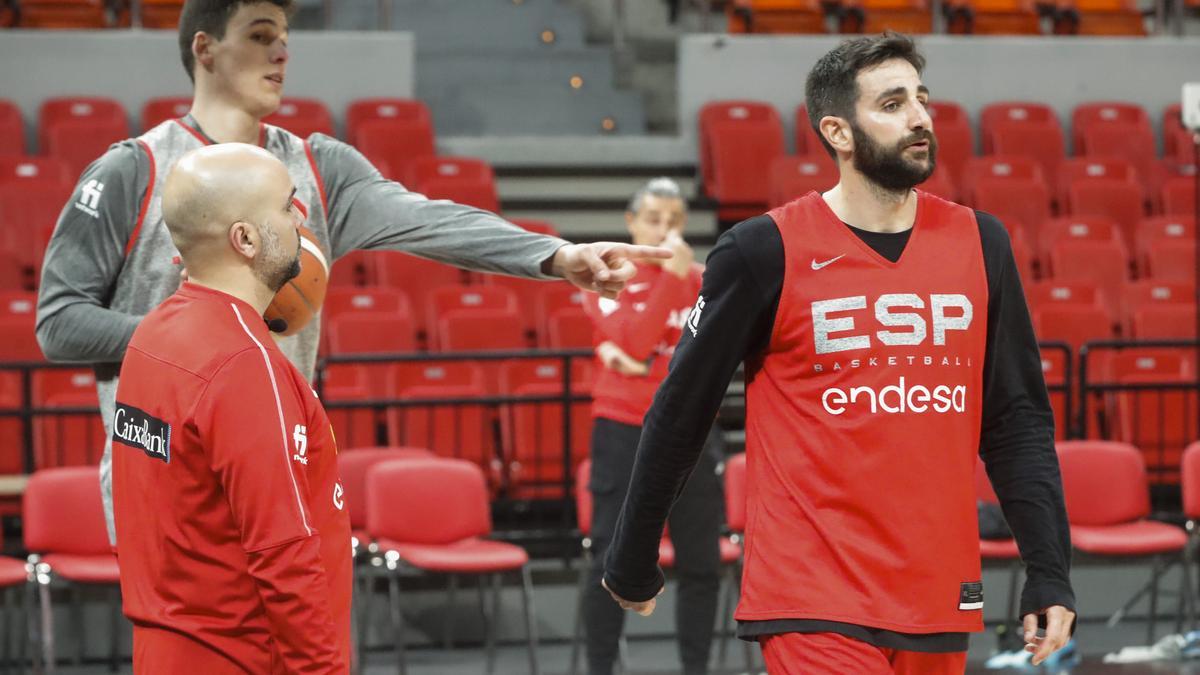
[979,103,1059,154]
[1162,104,1194,165]
[768,155,838,207]
[385,362,497,474]
[427,284,519,346]
[535,283,585,345]
[546,307,593,349]
[364,458,538,672]
[337,446,433,548]
[1057,441,1188,642]
[23,467,121,671]
[43,119,129,180]
[0,250,25,290]
[1072,102,1153,156]
[1121,281,1194,333]
[1047,239,1131,310]
[262,98,334,139]
[510,218,560,238]
[1134,216,1194,275]
[726,0,826,33]
[1037,216,1126,264]
[0,373,23,474]
[321,364,379,449]
[409,157,500,214]
[920,164,958,203]
[139,96,191,132]
[32,369,102,469]
[1040,347,1069,440]
[1033,304,1116,353]
[138,0,185,28]
[326,313,417,397]
[327,249,381,288]
[354,118,436,186]
[946,0,1042,32]
[0,179,79,276]
[989,120,1066,191]
[840,0,934,33]
[1066,178,1146,248]
[792,105,828,157]
[0,156,71,187]
[374,252,468,339]
[17,0,109,27]
[499,359,593,499]
[1108,352,1196,484]
[972,176,1051,242]
[1161,176,1196,217]
[1133,304,1196,340]
[1055,0,1146,34]
[436,310,526,355]
[925,101,973,183]
[37,97,126,155]
[345,98,432,148]
[1025,279,1106,313]
[960,156,1044,206]
[1145,240,1196,283]
[322,286,413,326]
[699,102,785,222]
[1055,158,1141,213]
[1009,227,1038,281]
[0,101,24,156]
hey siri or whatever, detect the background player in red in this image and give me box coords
[35,0,669,545]
[112,143,350,673]
[581,178,722,675]
[602,34,1076,674]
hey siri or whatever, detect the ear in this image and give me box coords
[229,221,258,261]
[820,116,853,156]
[193,31,215,72]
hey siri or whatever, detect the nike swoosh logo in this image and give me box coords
[811,254,846,271]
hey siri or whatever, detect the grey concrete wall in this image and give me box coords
[0,29,414,146]
[679,35,1200,156]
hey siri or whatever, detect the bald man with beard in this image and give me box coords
[111,143,351,675]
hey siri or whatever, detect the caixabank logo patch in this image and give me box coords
[112,403,172,463]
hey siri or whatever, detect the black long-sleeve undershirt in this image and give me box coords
[603,209,1074,652]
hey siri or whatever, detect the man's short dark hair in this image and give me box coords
[804,32,926,158]
[178,0,295,83]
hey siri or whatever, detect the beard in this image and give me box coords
[851,123,938,193]
[254,224,303,293]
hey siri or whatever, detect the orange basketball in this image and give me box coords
[265,226,329,336]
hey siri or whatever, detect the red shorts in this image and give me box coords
[760,631,968,675]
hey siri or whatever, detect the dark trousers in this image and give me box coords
[583,417,723,675]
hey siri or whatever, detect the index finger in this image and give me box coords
[1032,610,1068,665]
[607,243,672,261]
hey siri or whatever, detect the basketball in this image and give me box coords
[264,226,329,336]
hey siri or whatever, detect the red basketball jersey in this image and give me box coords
[737,191,989,634]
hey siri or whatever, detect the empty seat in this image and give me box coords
[1109,352,1196,484]
[1047,239,1131,309]
[37,97,125,154]
[322,286,412,326]
[427,284,519,346]
[1055,157,1140,212]
[946,0,1042,33]
[1072,102,1153,155]
[345,98,431,147]
[262,98,334,139]
[980,103,1059,154]
[1040,347,1070,440]
[1134,216,1194,275]
[535,283,585,345]
[325,312,416,399]
[1038,216,1126,262]
[960,155,1045,206]
[1066,178,1146,247]
[384,362,497,475]
[32,369,102,469]
[436,310,527,356]
[374,252,468,338]
[17,0,109,27]
[1133,304,1196,339]
[768,155,838,207]
[0,179,75,274]
[1145,240,1196,282]
[726,0,826,33]
[920,164,958,203]
[140,97,191,132]
[923,101,974,183]
[1162,103,1194,165]
[1055,0,1146,34]
[1026,279,1107,314]
[840,0,934,33]
[792,105,829,158]
[546,307,593,349]
[1033,304,1116,353]
[409,156,500,214]
[1161,176,1195,217]
[0,156,71,186]
[699,101,785,222]
[138,0,185,28]
[1121,281,1194,333]
[320,364,381,450]
[510,218,560,238]
[499,359,593,499]
[327,249,380,288]
[989,120,1066,190]
[972,176,1051,241]
[354,118,436,186]
[0,101,24,156]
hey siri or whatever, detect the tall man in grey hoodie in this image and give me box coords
[36,0,667,542]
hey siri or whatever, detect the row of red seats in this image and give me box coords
[727,0,1163,35]
[702,99,1197,222]
[0,96,448,184]
[1,0,184,28]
